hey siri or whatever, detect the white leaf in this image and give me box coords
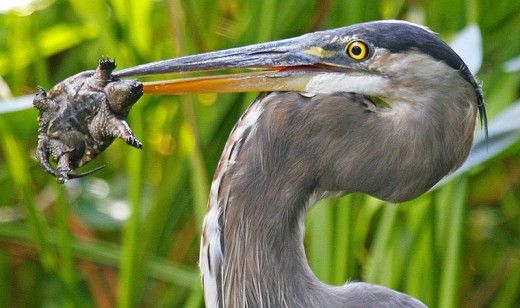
[449,24,483,74]
[0,95,34,113]
[503,55,520,72]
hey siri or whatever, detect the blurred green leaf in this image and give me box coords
[0,23,98,75]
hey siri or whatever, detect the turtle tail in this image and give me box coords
[66,165,105,181]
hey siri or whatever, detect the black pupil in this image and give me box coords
[351,45,362,56]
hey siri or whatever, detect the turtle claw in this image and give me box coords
[126,136,143,149]
[55,166,71,184]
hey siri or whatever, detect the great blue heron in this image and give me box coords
[114,20,485,308]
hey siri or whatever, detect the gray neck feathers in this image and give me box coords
[216,84,475,306]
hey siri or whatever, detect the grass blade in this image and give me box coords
[438,178,467,308]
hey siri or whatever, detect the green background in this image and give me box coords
[0,0,520,307]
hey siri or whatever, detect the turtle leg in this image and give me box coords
[55,153,73,184]
[54,141,104,183]
[33,87,48,111]
[35,138,90,183]
[109,119,143,149]
[36,139,60,178]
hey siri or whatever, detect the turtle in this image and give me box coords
[34,58,143,183]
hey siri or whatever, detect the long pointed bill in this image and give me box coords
[113,36,317,78]
[111,34,344,95]
[142,70,318,95]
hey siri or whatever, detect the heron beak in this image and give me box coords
[112,36,347,95]
[140,70,320,95]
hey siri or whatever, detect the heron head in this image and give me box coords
[114,20,486,132]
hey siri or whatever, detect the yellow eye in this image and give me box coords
[346,41,369,61]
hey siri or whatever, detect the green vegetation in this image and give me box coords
[0,0,519,307]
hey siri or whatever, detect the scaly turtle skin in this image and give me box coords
[34,58,143,183]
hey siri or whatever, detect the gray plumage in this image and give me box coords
[214,87,473,307]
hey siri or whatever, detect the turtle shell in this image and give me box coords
[34,58,143,183]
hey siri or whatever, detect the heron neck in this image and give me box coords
[207,92,346,307]
[201,91,445,307]
[220,145,327,307]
